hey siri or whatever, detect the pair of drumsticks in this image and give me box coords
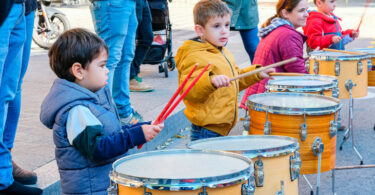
[138,57,297,149]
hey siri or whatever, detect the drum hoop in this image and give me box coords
[187,135,299,158]
[309,52,369,61]
[351,48,375,56]
[247,92,341,115]
[110,149,253,191]
[266,75,338,92]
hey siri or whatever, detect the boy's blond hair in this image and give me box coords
[193,0,232,27]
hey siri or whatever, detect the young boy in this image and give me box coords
[303,0,359,51]
[40,28,163,194]
[175,0,274,141]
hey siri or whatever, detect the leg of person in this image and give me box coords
[3,11,37,185]
[0,4,41,195]
[239,27,259,63]
[130,0,153,92]
[190,124,222,142]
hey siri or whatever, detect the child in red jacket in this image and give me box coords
[303,0,359,51]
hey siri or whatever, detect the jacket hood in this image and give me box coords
[40,79,102,129]
[258,17,294,38]
[307,11,341,23]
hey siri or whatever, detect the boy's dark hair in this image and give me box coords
[313,0,324,5]
[48,28,108,82]
[193,0,231,27]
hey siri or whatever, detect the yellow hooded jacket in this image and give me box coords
[175,39,263,135]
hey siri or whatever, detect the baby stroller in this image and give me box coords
[144,0,175,77]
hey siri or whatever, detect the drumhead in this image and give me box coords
[188,135,299,158]
[247,92,341,115]
[351,48,375,56]
[266,75,337,92]
[309,50,367,61]
[111,149,253,191]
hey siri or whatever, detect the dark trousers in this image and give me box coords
[130,0,153,80]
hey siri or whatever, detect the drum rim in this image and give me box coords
[266,75,338,92]
[187,135,299,158]
[110,149,253,191]
[351,48,375,56]
[246,92,341,115]
[309,50,369,61]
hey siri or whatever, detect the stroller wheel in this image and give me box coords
[158,64,164,73]
[168,57,176,71]
[163,62,169,77]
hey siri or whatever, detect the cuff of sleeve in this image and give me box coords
[242,65,263,80]
[200,71,217,92]
[128,126,146,146]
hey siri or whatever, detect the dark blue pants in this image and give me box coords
[190,124,222,142]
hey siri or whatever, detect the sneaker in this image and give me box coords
[129,78,153,92]
[12,160,37,185]
[134,75,143,82]
[120,109,144,125]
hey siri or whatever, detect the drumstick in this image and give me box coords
[357,0,371,32]
[322,48,365,55]
[229,57,297,81]
[153,63,198,125]
[269,72,307,76]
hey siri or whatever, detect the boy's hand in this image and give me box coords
[352,30,359,38]
[332,36,342,44]
[259,68,275,79]
[142,123,164,142]
[211,75,231,88]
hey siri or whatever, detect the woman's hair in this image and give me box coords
[262,0,302,28]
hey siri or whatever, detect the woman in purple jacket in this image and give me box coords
[240,0,309,109]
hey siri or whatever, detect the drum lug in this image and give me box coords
[107,183,118,195]
[329,120,338,138]
[332,88,339,98]
[254,157,264,187]
[312,137,324,156]
[242,112,250,132]
[300,123,307,141]
[289,151,301,181]
[313,61,319,74]
[264,121,271,135]
[367,58,372,71]
[305,60,310,72]
[241,179,255,195]
[357,61,363,75]
[335,61,340,76]
[275,180,285,195]
[198,186,207,195]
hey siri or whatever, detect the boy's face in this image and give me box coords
[317,0,336,14]
[79,49,109,92]
[283,0,309,29]
[195,14,231,47]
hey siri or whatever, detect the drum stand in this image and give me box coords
[338,80,363,165]
[302,138,324,195]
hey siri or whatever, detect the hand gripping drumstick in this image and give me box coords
[229,57,297,81]
[322,48,365,55]
[137,63,210,149]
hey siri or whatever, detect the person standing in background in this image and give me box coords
[90,0,144,125]
[129,0,154,92]
[0,0,42,194]
[223,0,260,63]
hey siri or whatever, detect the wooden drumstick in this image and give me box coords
[269,72,307,76]
[229,57,297,81]
[322,48,365,55]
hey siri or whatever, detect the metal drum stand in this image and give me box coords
[302,138,324,195]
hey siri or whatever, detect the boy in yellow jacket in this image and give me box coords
[175,0,274,141]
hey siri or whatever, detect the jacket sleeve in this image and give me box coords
[179,56,216,103]
[236,64,263,91]
[279,33,308,73]
[342,29,354,38]
[305,19,334,49]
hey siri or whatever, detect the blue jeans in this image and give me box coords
[190,124,222,142]
[0,3,25,190]
[4,11,34,150]
[90,0,138,118]
[130,0,153,80]
[239,27,259,63]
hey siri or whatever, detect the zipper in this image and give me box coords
[220,49,238,130]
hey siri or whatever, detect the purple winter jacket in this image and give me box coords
[240,24,308,109]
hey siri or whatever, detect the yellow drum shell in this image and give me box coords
[249,110,336,174]
[308,58,368,99]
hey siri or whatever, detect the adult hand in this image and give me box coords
[332,36,342,44]
[211,75,231,88]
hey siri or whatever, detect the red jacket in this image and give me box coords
[240,25,308,109]
[303,11,354,50]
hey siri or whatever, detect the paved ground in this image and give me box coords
[11,0,375,194]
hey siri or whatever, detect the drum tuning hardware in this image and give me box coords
[254,157,264,187]
[345,79,356,91]
[367,59,372,71]
[143,186,152,195]
[329,120,338,138]
[335,61,340,76]
[312,137,324,156]
[242,112,250,132]
[276,180,285,195]
[290,151,301,181]
[241,178,255,195]
[305,60,310,72]
[313,61,319,74]
[300,114,307,141]
[357,61,363,75]
[198,186,207,195]
[107,172,118,195]
[264,111,271,135]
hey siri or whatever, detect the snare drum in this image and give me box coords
[266,75,339,98]
[188,135,300,195]
[308,50,369,99]
[247,93,341,174]
[109,149,255,195]
[351,48,375,86]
